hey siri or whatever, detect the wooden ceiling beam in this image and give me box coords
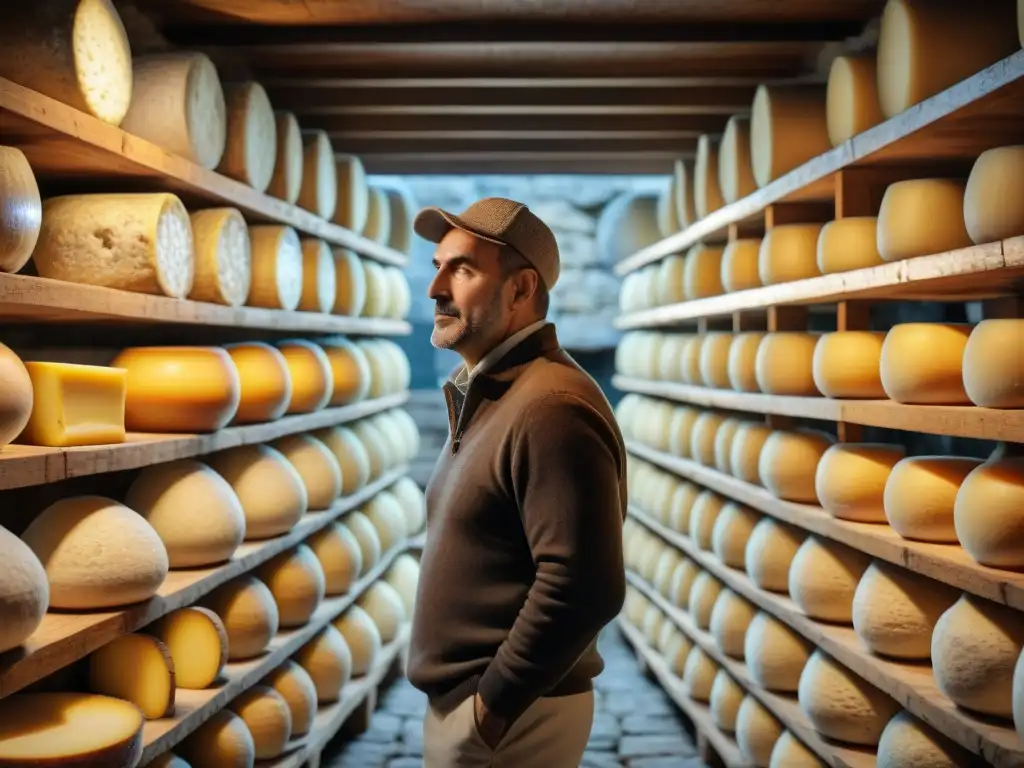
[358,151,691,176]
[330,133,700,154]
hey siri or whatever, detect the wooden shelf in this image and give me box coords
[617,617,752,768]
[138,540,420,764]
[613,376,1024,444]
[0,272,413,334]
[614,49,1024,277]
[0,467,412,699]
[615,237,1024,329]
[625,570,876,768]
[626,441,1024,612]
[0,78,406,268]
[0,392,409,492]
[629,508,1024,768]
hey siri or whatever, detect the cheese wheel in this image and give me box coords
[0,525,48,653]
[229,686,292,760]
[0,0,133,125]
[332,249,368,316]
[0,345,32,449]
[296,238,336,314]
[179,709,255,768]
[694,135,725,219]
[709,589,756,658]
[815,443,906,523]
[789,536,870,623]
[88,633,175,719]
[750,84,830,189]
[361,259,392,318]
[877,0,1019,120]
[964,145,1024,244]
[204,575,279,660]
[383,186,416,254]
[151,754,191,768]
[727,332,767,393]
[353,419,391,478]
[365,187,392,245]
[22,495,168,609]
[682,647,718,702]
[359,580,406,643]
[642,604,665,646]
[718,115,757,205]
[655,620,678,656]
[120,52,227,170]
[758,224,822,285]
[812,331,887,398]
[365,490,408,550]
[319,338,371,406]
[729,422,773,484]
[713,418,743,473]
[334,604,382,676]
[656,179,681,238]
[962,319,1024,408]
[770,731,824,768]
[0,146,43,274]
[297,130,337,221]
[690,491,725,550]
[674,159,698,228]
[267,111,303,204]
[35,193,195,298]
[683,243,726,299]
[745,612,812,692]
[745,518,805,594]
[294,624,353,703]
[720,238,762,293]
[652,548,684,596]
[711,502,759,568]
[344,512,382,575]
[877,179,972,262]
[206,444,307,539]
[669,560,701,610]
[691,412,726,466]
[880,323,972,404]
[681,337,705,385]
[384,265,412,319]
[385,553,421,615]
[125,458,246,567]
[689,572,723,629]
[655,254,687,306]
[378,340,411,393]
[877,710,976,768]
[334,155,370,233]
[759,429,836,502]
[0,693,144,767]
[248,225,303,311]
[954,457,1024,567]
[754,332,821,396]
[151,607,229,690]
[798,650,900,746]
[884,456,981,543]
[816,217,884,274]
[257,545,326,628]
[224,341,293,425]
[277,339,334,414]
[271,433,342,511]
[710,671,745,732]
[736,696,783,767]
[263,660,318,737]
[376,411,414,465]
[188,208,252,307]
[826,54,884,146]
[313,425,371,495]
[218,81,277,193]
[699,333,734,388]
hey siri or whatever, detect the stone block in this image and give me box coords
[618,735,697,759]
[620,715,689,736]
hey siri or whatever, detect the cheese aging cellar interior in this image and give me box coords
[0,1,1023,767]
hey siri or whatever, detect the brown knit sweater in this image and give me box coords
[407,324,628,723]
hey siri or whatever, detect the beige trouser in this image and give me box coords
[423,691,595,768]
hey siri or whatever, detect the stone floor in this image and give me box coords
[324,624,707,767]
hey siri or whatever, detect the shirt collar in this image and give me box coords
[452,319,550,394]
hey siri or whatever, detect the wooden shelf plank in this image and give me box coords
[629,508,1024,768]
[625,441,1024,612]
[615,237,1024,328]
[0,78,406,268]
[0,392,409,492]
[0,468,413,699]
[617,617,752,768]
[625,570,876,768]
[0,273,413,334]
[613,375,1024,444]
[614,50,1024,277]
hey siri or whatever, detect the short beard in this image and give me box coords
[431,290,502,352]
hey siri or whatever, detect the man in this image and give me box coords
[406,196,628,767]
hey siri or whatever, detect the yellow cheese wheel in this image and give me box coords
[383,186,416,254]
[674,159,698,228]
[682,647,718,702]
[263,660,318,737]
[689,572,723,629]
[744,612,812,692]
[655,254,687,306]
[217,81,277,193]
[307,523,362,596]
[334,155,370,233]
[954,457,1024,568]
[188,207,252,308]
[718,115,757,205]
[179,709,255,768]
[683,243,726,299]
[344,512,382,575]
[754,332,821,396]
[711,502,760,568]
[789,536,870,623]
[0,146,43,274]
[750,84,830,188]
[720,238,762,293]
[690,412,726,466]
[88,633,175,720]
[694,135,725,219]
[727,332,767,393]
[745,518,805,594]
[353,419,392,478]
[0,524,48,654]
[364,187,393,245]
[206,444,307,539]
[681,336,705,385]
[333,248,368,316]
[759,429,834,502]
[656,178,681,239]
[690,491,725,551]
[224,341,293,425]
[385,553,421,615]
[962,319,1024,408]
[267,111,303,205]
[319,338,371,406]
[384,265,412,319]
[877,179,972,262]
[699,333,734,388]
[710,671,745,732]
[667,483,699,536]
[0,342,33,449]
[651,548,684,596]
[729,422,773,484]
[297,238,336,314]
[884,456,981,543]
[826,54,884,146]
[964,145,1024,244]
[358,580,406,643]
[297,130,337,221]
[877,710,976,768]
[294,624,352,703]
[271,433,342,511]
[816,217,883,274]
[709,589,756,659]
[257,544,326,628]
[758,224,823,285]
[879,323,972,404]
[736,695,783,766]
[814,443,906,523]
[204,575,279,661]
[334,604,382,676]
[277,339,334,414]
[313,425,371,495]
[641,604,665,646]
[151,606,229,690]
[248,225,304,311]
[229,685,292,760]
[812,331,887,398]
[713,418,744,474]
[770,731,824,768]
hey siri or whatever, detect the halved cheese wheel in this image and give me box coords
[0,342,33,450]
[248,225,304,311]
[263,660,318,737]
[319,337,372,406]
[297,130,337,221]
[218,81,277,193]
[229,685,292,760]
[151,606,229,690]
[206,444,307,539]
[358,580,406,643]
[0,524,48,654]
[204,575,279,661]
[750,84,830,188]
[333,248,368,316]
[88,633,175,719]
[0,146,43,274]
[333,604,382,676]
[271,433,342,511]
[267,111,303,204]
[257,544,327,628]
[224,341,293,425]
[297,238,337,313]
[307,523,363,595]
[277,339,334,414]
[334,154,370,234]
[179,709,256,768]
[313,425,371,495]
[188,208,252,307]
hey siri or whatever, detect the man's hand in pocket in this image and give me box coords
[473,693,508,750]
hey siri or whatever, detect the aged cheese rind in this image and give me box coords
[319,337,372,406]
[333,605,381,676]
[178,709,255,768]
[364,187,393,245]
[267,111,303,205]
[358,580,406,643]
[750,84,830,188]
[334,155,371,234]
[816,217,883,274]
[297,130,338,221]
[879,323,972,404]
[0,524,49,654]
[877,179,972,262]
[224,341,294,425]
[815,443,906,523]
[218,81,277,193]
[812,331,887,399]
[0,146,43,274]
[307,523,363,596]
[263,660,318,736]
[206,444,307,539]
[229,685,292,760]
[789,536,869,623]
[248,225,304,311]
[884,456,981,543]
[964,145,1024,244]
[962,319,1024,408]
[151,606,229,690]
[953,457,1024,567]
[277,339,334,414]
[826,54,884,146]
[188,208,252,308]
[333,249,368,316]
[204,575,279,661]
[271,433,342,511]
[88,633,176,719]
[297,238,336,314]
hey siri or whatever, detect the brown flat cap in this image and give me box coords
[413,197,560,290]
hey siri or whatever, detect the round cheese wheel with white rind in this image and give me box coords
[750,84,830,189]
[954,457,1024,567]
[385,554,420,615]
[267,111,303,205]
[759,429,835,503]
[383,185,416,254]
[652,549,684,596]
[218,81,277,193]
[689,491,725,550]
[709,589,756,659]
[0,146,43,274]
[188,208,252,307]
[297,130,337,221]
[297,238,336,314]
[359,340,396,398]
[690,413,726,466]
[798,650,901,746]
[880,323,972,404]
[812,331,887,398]
[681,337,705,385]
[884,456,981,543]
[852,560,959,660]
[390,409,421,460]
[745,612,812,693]
[964,145,1024,244]
[745,518,805,594]
[669,560,701,610]
[379,340,411,392]
[361,260,392,318]
[22,495,168,610]
[277,339,334,414]
[364,491,408,551]
[332,249,368,317]
[689,572,724,629]
[271,433,342,511]
[877,179,972,262]
[179,708,255,768]
[667,483,699,536]
[151,606,228,690]
[371,412,408,467]
[694,135,725,219]
[726,333,767,394]
[257,545,326,628]
[699,333,734,388]
[344,512,382,576]
[789,537,870,623]
[710,670,745,732]
[88,633,175,719]
[385,266,412,319]
[0,0,133,126]
[353,419,392,478]
[642,605,665,645]
[334,155,370,233]
[248,225,303,311]
[718,115,757,205]
[769,731,824,768]
[729,423,773,484]
[0,524,48,654]
[655,255,687,306]
[0,692,144,767]
[120,52,227,170]
[0,342,32,450]
[758,224,823,286]
[962,319,1024,408]
[711,502,759,568]
[682,647,718,702]
[204,575,279,660]
[229,685,291,760]
[714,418,744,474]
[736,695,783,767]
[683,243,726,300]
[264,660,318,737]
[390,477,426,535]
[319,338,371,406]
[224,341,293,425]
[294,625,352,703]
[359,581,406,643]
[334,604,382,676]
[313,425,371,495]
[125,458,246,567]
[826,54,884,146]
[35,192,195,299]
[673,159,697,228]
[877,710,976,768]
[664,631,693,678]
[815,443,906,523]
[817,217,884,276]
[755,332,821,396]
[308,523,362,596]
[364,187,393,245]
[720,238,762,293]
[207,444,306,539]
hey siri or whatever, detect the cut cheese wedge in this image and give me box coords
[319,337,372,406]
[313,425,371,495]
[224,341,293,425]
[879,322,972,404]
[207,444,306,539]
[18,361,126,447]
[297,130,337,220]
[218,81,277,193]
[297,238,337,313]
[826,53,883,146]
[750,84,830,188]
[877,179,972,262]
[0,146,43,274]
[294,625,352,703]
[204,575,279,661]
[188,208,252,307]
[334,154,371,234]
[0,524,48,654]
[364,187,393,245]
[88,633,176,719]
[178,709,256,768]
[334,604,382,677]
[271,434,342,512]
[816,217,883,274]
[267,111,303,205]
[718,115,757,204]
[248,225,304,311]
[694,135,725,219]
[333,248,368,316]
[35,192,195,299]
[229,686,292,760]
[264,660,318,737]
[964,145,1024,244]
[277,339,334,414]
[307,523,363,596]
[151,606,229,689]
